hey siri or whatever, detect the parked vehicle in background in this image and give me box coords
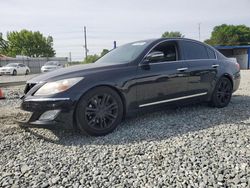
[41,61,63,73]
[21,38,240,136]
[0,63,30,76]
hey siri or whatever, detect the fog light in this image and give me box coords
[39,110,60,121]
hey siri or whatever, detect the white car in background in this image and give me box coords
[0,63,30,76]
[41,61,63,73]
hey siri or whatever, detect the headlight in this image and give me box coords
[34,77,83,96]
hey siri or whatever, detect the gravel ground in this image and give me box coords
[0,71,250,187]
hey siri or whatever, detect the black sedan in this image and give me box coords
[20,38,240,136]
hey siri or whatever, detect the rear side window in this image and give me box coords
[182,41,208,60]
[207,47,216,59]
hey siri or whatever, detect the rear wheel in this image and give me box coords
[75,87,123,136]
[25,70,29,75]
[12,70,17,76]
[210,77,233,108]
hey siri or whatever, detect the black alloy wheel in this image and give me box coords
[211,77,233,108]
[76,87,123,136]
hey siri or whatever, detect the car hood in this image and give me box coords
[42,65,58,69]
[0,67,14,70]
[28,63,126,83]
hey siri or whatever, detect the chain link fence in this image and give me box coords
[0,57,68,73]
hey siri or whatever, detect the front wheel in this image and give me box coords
[12,70,17,76]
[210,77,233,108]
[75,87,123,136]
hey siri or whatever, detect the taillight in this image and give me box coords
[235,62,240,70]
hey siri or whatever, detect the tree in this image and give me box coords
[4,30,55,57]
[0,33,8,54]
[100,49,109,57]
[83,49,110,64]
[161,31,184,38]
[205,24,250,46]
[83,54,99,64]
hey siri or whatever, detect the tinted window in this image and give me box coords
[5,63,18,67]
[148,42,177,63]
[45,61,59,66]
[182,41,208,60]
[207,47,216,59]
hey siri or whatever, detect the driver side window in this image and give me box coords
[148,42,177,63]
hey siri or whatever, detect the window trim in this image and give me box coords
[139,39,218,67]
[206,46,217,60]
[139,58,218,66]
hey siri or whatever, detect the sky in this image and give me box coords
[1,0,250,61]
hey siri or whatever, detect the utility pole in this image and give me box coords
[69,52,72,63]
[198,23,201,41]
[84,26,88,59]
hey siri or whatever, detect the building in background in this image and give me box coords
[215,45,250,69]
[0,54,10,61]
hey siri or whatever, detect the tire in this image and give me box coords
[210,77,233,108]
[12,70,17,76]
[25,70,29,75]
[75,86,123,136]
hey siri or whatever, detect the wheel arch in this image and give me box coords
[222,73,233,88]
[13,69,17,75]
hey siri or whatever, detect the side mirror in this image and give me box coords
[145,51,164,62]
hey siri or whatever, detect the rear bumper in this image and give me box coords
[19,97,75,129]
[233,71,241,92]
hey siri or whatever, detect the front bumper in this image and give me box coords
[0,71,12,75]
[41,69,56,73]
[19,97,75,129]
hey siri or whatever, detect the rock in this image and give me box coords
[51,176,60,184]
[1,71,250,187]
[21,165,30,174]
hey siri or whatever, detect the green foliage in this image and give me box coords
[100,49,109,57]
[2,29,55,57]
[205,24,250,46]
[0,33,8,54]
[83,49,110,64]
[68,61,82,66]
[161,31,184,38]
[83,54,100,64]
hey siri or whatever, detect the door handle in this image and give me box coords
[177,67,188,72]
[212,64,219,68]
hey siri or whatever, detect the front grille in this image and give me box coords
[24,83,36,94]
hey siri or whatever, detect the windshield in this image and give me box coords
[95,41,151,64]
[5,63,18,67]
[45,61,58,66]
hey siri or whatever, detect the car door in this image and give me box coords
[179,40,218,95]
[136,40,189,107]
[18,64,26,74]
